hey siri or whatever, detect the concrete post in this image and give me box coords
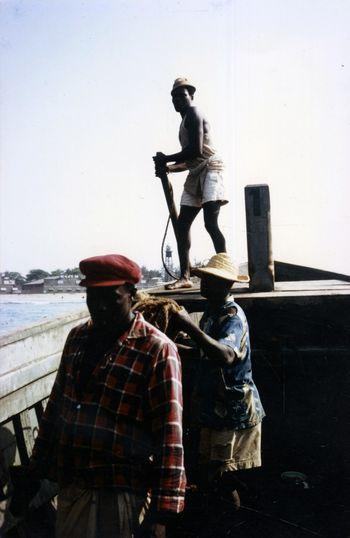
[245,184,274,291]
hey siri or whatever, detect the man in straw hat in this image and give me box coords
[172,253,265,510]
[30,254,186,538]
[153,77,228,291]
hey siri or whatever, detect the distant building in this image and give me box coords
[21,279,45,294]
[22,274,82,294]
[0,274,21,294]
[43,275,81,293]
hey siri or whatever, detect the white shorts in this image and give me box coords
[180,169,228,208]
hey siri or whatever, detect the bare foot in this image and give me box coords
[165,278,193,291]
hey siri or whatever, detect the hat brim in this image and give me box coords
[171,84,196,95]
[79,279,130,288]
[191,267,250,283]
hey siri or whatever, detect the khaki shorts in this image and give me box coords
[180,169,228,208]
[56,482,149,538]
[199,422,262,474]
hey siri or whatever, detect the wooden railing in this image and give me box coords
[0,309,89,533]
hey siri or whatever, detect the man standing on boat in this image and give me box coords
[153,77,228,291]
[30,254,186,538]
[172,253,265,510]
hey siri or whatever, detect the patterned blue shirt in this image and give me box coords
[196,296,265,430]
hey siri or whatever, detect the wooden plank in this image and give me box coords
[0,372,56,424]
[150,282,350,348]
[236,287,350,298]
[0,352,61,399]
[157,169,179,240]
[150,280,350,302]
[13,415,29,465]
[20,408,38,456]
[245,184,274,291]
[274,280,350,291]
[0,309,88,347]
[275,260,350,282]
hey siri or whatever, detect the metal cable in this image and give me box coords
[161,215,178,280]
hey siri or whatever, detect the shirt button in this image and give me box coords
[76,404,81,410]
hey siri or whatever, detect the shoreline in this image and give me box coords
[0,293,86,304]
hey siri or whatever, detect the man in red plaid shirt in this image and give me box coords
[31,254,186,538]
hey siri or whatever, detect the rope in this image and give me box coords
[133,292,182,336]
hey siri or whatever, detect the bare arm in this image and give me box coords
[176,342,198,361]
[167,162,189,173]
[173,310,235,366]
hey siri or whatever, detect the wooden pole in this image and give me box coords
[156,158,179,240]
[245,184,274,291]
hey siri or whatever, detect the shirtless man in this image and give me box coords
[153,77,228,291]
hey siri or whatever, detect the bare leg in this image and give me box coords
[177,205,201,277]
[165,205,200,290]
[203,201,227,253]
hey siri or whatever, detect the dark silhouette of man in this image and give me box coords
[154,77,228,290]
[31,254,186,538]
[172,253,264,510]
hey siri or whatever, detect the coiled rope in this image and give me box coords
[133,292,182,336]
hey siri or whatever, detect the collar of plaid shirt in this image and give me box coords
[86,311,149,339]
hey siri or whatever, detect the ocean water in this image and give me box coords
[0,294,87,337]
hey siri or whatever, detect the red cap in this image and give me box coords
[79,254,141,287]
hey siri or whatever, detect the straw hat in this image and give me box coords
[171,77,196,95]
[191,253,250,283]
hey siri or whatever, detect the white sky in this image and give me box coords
[1,0,349,275]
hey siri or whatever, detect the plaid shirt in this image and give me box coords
[32,312,186,514]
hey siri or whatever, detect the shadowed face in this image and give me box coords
[171,87,193,113]
[86,285,133,331]
[200,274,233,304]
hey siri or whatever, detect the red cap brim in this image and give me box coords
[79,279,128,287]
